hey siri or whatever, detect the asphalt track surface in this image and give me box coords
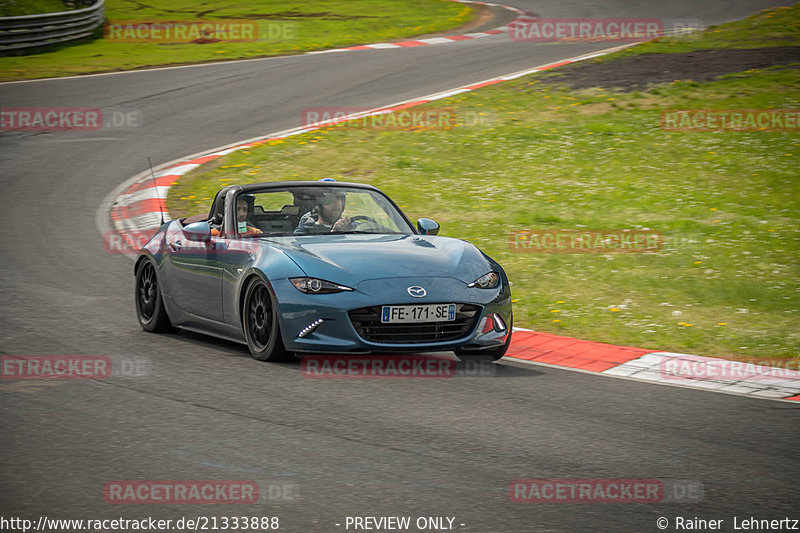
[1,1,798,531]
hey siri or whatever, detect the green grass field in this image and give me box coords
[169,5,800,363]
[0,0,473,82]
[622,4,800,54]
[1,0,67,16]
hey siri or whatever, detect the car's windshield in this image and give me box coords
[233,186,415,237]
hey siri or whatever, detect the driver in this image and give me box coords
[211,194,263,237]
[294,191,352,234]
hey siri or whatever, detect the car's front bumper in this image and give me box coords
[272,276,512,354]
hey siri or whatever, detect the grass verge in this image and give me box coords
[620,4,800,54]
[1,0,67,17]
[0,0,474,82]
[168,5,800,363]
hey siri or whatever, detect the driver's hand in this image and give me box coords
[331,217,352,232]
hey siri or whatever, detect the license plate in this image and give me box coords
[381,304,456,324]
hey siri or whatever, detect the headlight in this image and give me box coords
[468,272,500,289]
[290,277,353,294]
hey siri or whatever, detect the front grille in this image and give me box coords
[349,304,481,344]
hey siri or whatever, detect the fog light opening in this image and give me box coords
[297,319,324,338]
[492,314,506,332]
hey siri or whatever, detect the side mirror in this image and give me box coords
[417,218,440,236]
[183,221,212,242]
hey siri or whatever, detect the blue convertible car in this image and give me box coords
[135,181,512,361]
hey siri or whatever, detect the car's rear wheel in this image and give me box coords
[243,278,290,362]
[135,260,173,333]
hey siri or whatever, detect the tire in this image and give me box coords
[242,278,290,362]
[455,313,512,361]
[135,259,174,333]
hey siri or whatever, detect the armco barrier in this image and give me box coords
[0,0,104,53]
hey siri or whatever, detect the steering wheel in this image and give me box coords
[350,215,378,226]
[347,215,390,233]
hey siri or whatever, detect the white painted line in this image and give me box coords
[156,163,200,178]
[428,88,471,99]
[499,68,544,80]
[418,37,459,45]
[211,146,250,156]
[305,49,348,55]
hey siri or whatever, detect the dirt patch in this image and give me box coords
[538,46,800,92]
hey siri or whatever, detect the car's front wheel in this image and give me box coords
[242,278,290,362]
[135,259,173,333]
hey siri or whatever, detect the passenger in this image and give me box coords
[294,191,353,234]
[211,195,262,237]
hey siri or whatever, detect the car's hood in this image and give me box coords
[260,234,492,288]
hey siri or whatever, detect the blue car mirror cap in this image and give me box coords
[468,271,500,289]
[417,218,440,235]
[290,277,353,294]
[183,221,212,242]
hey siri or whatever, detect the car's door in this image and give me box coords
[162,223,224,322]
[218,235,259,326]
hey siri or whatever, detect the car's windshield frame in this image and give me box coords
[219,183,417,238]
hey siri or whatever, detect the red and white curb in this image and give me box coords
[98,42,800,404]
[509,330,800,402]
[308,0,535,54]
